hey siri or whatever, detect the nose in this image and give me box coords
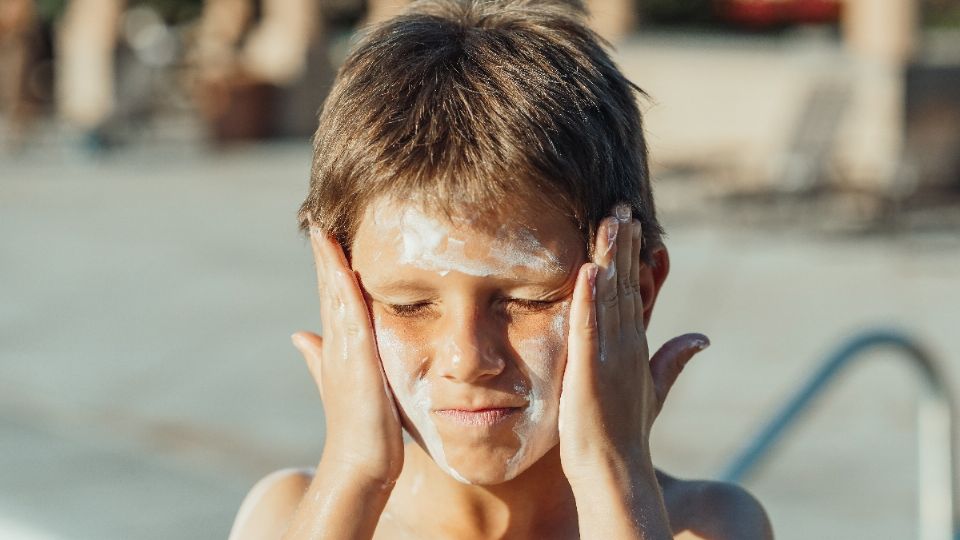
[435,315,506,384]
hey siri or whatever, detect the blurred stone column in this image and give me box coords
[0,0,38,145]
[365,0,638,43]
[843,0,916,65]
[835,0,918,191]
[242,0,318,85]
[586,0,636,43]
[365,0,407,26]
[192,0,252,83]
[56,0,123,132]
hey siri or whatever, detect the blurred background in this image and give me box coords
[2,0,960,538]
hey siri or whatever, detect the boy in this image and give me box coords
[231,0,773,538]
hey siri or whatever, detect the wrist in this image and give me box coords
[317,453,400,494]
[283,457,395,540]
[564,443,654,490]
[319,435,404,484]
[567,449,671,540]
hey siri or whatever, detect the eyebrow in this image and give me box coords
[362,278,438,295]
[365,265,574,294]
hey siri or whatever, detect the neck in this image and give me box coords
[394,443,577,538]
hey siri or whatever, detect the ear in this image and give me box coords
[639,244,669,330]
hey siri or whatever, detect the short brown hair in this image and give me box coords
[299,0,663,262]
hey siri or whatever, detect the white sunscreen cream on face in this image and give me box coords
[374,320,471,484]
[367,202,571,483]
[393,207,562,277]
[504,302,569,480]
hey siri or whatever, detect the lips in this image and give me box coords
[433,407,522,426]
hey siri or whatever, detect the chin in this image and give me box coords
[440,434,559,485]
[406,435,519,484]
[445,446,522,485]
[454,467,513,485]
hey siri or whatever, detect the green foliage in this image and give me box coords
[132,0,204,23]
[641,0,716,25]
[36,0,68,21]
[924,0,960,28]
[34,0,202,23]
[925,9,960,28]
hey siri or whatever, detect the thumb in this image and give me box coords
[292,331,324,395]
[648,333,709,416]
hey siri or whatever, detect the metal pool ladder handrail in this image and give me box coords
[717,329,957,540]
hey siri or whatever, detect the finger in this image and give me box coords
[308,226,336,327]
[613,205,633,288]
[308,224,329,299]
[593,216,620,362]
[292,331,325,397]
[318,236,380,360]
[613,210,637,334]
[649,333,710,415]
[564,263,600,392]
[310,230,337,344]
[629,220,644,335]
[593,215,619,278]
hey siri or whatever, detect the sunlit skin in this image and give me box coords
[357,199,580,487]
[227,198,774,540]
[299,198,696,539]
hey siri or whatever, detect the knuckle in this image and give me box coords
[619,281,643,296]
[343,322,367,340]
[599,293,619,308]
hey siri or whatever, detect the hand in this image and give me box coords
[559,204,709,485]
[291,229,405,486]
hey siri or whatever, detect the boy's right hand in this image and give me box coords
[291,230,405,487]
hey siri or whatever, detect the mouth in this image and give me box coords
[433,407,522,427]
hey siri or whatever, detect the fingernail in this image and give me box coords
[615,203,632,223]
[604,220,619,256]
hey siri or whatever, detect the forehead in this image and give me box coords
[352,196,583,280]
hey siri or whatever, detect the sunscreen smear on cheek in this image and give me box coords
[374,319,471,484]
[504,302,569,479]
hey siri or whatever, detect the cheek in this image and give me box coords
[501,303,569,479]
[516,337,562,395]
[515,304,569,385]
[373,317,425,400]
[513,340,561,469]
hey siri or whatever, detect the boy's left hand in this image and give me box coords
[559,205,709,488]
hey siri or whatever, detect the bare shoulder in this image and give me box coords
[228,467,316,540]
[658,470,774,540]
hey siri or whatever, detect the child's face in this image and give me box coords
[351,197,585,484]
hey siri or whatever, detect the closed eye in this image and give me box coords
[387,302,434,317]
[385,298,560,317]
[506,298,558,313]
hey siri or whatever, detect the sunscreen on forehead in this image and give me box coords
[392,206,563,277]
